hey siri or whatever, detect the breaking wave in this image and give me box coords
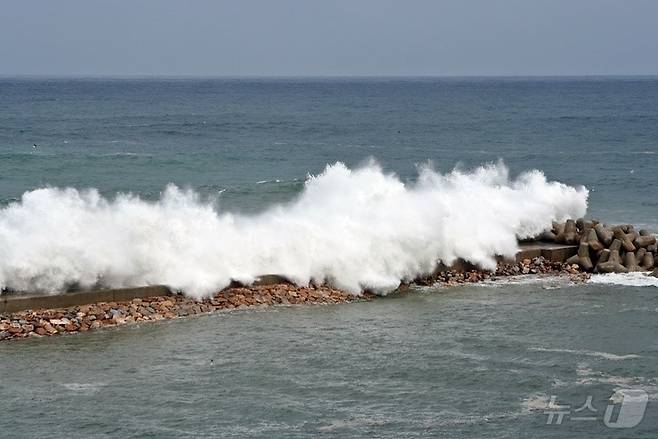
[589,272,658,288]
[0,161,588,297]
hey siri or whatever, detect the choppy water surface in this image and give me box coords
[1,77,657,437]
[1,77,657,224]
[1,280,657,438]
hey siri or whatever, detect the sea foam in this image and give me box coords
[0,161,588,297]
[589,272,658,288]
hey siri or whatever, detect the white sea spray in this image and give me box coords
[0,161,588,298]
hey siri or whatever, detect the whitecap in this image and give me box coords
[60,382,108,394]
[589,272,658,288]
[529,347,640,361]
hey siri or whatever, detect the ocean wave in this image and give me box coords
[477,274,577,289]
[0,160,588,297]
[529,347,640,361]
[60,382,108,394]
[521,393,551,412]
[576,363,658,391]
[589,273,658,288]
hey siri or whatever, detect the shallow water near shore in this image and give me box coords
[1,280,657,438]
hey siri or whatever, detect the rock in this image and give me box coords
[624,229,637,243]
[553,221,566,240]
[111,314,126,325]
[651,268,658,278]
[641,252,655,270]
[563,219,578,244]
[577,242,593,271]
[613,228,636,252]
[608,240,623,265]
[623,252,642,272]
[566,254,579,265]
[598,249,611,264]
[8,324,23,334]
[596,261,629,273]
[42,322,57,334]
[634,235,656,248]
[594,223,613,246]
[537,230,557,242]
[586,229,604,252]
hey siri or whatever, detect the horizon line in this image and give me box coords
[1,73,658,80]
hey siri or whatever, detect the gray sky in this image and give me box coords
[1,0,657,76]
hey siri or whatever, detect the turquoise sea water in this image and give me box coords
[0,77,657,437]
[1,77,657,224]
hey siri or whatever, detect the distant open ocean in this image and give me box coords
[1,77,656,223]
[1,77,657,438]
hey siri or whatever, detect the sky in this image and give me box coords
[1,0,657,77]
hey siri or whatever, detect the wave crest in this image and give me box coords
[0,161,588,297]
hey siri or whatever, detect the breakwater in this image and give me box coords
[0,255,586,341]
[1,218,655,342]
[537,219,657,273]
[1,284,366,339]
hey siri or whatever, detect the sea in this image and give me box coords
[0,77,657,437]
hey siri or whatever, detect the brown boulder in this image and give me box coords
[8,324,23,334]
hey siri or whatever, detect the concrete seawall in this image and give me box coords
[515,242,578,263]
[0,243,577,314]
[0,285,172,314]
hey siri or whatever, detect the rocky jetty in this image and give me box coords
[413,256,589,287]
[1,218,654,342]
[1,256,590,342]
[538,219,656,274]
[0,284,368,341]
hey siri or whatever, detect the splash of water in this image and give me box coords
[0,161,588,297]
